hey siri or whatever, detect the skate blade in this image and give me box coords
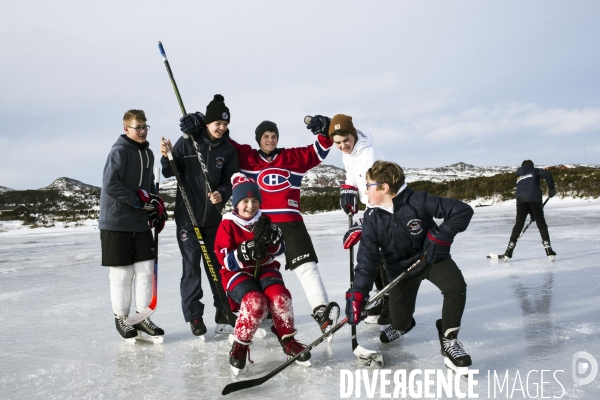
[295,359,311,367]
[444,357,469,376]
[327,304,340,343]
[135,332,164,344]
[230,365,245,376]
[122,337,137,344]
[364,315,380,324]
[548,255,555,262]
[354,345,384,368]
[215,323,235,335]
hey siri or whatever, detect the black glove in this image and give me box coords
[345,288,368,326]
[422,229,452,263]
[340,184,359,215]
[548,187,556,198]
[343,220,362,249]
[136,189,164,213]
[305,115,331,137]
[237,239,269,264]
[254,216,283,246]
[179,112,205,136]
[149,206,167,233]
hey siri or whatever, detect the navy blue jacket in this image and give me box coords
[354,186,473,295]
[161,129,239,227]
[515,165,555,204]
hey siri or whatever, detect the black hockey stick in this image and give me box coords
[158,41,223,214]
[348,214,383,367]
[160,139,237,327]
[488,197,550,259]
[221,255,428,395]
[126,168,161,326]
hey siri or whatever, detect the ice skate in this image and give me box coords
[436,319,471,376]
[543,241,556,261]
[214,308,235,335]
[133,316,164,344]
[271,326,311,366]
[363,297,382,324]
[115,314,138,343]
[229,338,252,376]
[312,302,340,343]
[503,241,515,262]
[190,317,207,338]
[379,318,415,343]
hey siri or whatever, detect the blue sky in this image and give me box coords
[1,1,599,189]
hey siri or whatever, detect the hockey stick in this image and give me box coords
[488,197,550,259]
[126,168,161,326]
[221,255,428,395]
[158,41,223,214]
[348,214,384,367]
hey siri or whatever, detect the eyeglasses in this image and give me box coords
[366,182,381,189]
[127,125,150,132]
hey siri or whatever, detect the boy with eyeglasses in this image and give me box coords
[99,109,167,342]
[344,160,474,374]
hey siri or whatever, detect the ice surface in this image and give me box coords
[1,199,600,399]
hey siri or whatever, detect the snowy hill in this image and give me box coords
[0,186,15,193]
[40,177,100,193]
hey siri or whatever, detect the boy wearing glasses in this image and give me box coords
[344,160,474,374]
[99,109,166,341]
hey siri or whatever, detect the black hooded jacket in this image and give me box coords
[514,165,555,204]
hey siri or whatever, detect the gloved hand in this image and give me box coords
[179,112,205,136]
[254,215,283,246]
[305,115,331,137]
[548,187,556,198]
[237,239,269,264]
[149,205,167,233]
[340,184,359,215]
[343,220,362,249]
[422,229,452,263]
[136,189,164,213]
[345,288,368,326]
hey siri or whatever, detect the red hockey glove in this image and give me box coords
[136,189,165,216]
[343,220,362,249]
[345,288,368,326]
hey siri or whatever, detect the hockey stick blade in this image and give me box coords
[126,307,155,326]
[487,253,505,260]
[354,345,384,368]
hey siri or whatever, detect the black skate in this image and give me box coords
[312,302,340,342]
[380,318,415,343]
[115,314,138,342]
[133,316,164,344]
[436,319,472,375]
[271,326,311,366]
[229,338,253,376]
[504,242,515,260]
[543,241,556,261]
[190,317,207,337]
[215,308,235,335]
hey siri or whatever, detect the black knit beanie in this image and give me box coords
[204,94,230,124]
[255,120,279,144]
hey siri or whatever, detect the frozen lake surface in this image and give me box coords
[1,199,600,399]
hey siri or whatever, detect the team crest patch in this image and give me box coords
[180,229,188,241]
[407,219,423,235]
[222,112,229,120]
[215,157,225,168]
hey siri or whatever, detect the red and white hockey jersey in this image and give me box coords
[229,135,333,223]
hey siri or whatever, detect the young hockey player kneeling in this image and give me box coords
[344,161,474,374]
[215,173,310,376]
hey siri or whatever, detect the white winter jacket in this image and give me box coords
[342,129,386,205]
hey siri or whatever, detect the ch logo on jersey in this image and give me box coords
[257,168,292,192]
[407,219,423,235]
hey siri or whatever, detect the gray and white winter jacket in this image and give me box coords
[99,135,156,232]
[342,129,386,205]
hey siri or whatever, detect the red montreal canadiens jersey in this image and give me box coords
[230,135,333,223]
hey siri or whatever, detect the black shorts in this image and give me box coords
[276,221,318,270]
[100,229,154,266]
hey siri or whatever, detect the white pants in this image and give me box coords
[109,260,154,317]
[293,261,329,311]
